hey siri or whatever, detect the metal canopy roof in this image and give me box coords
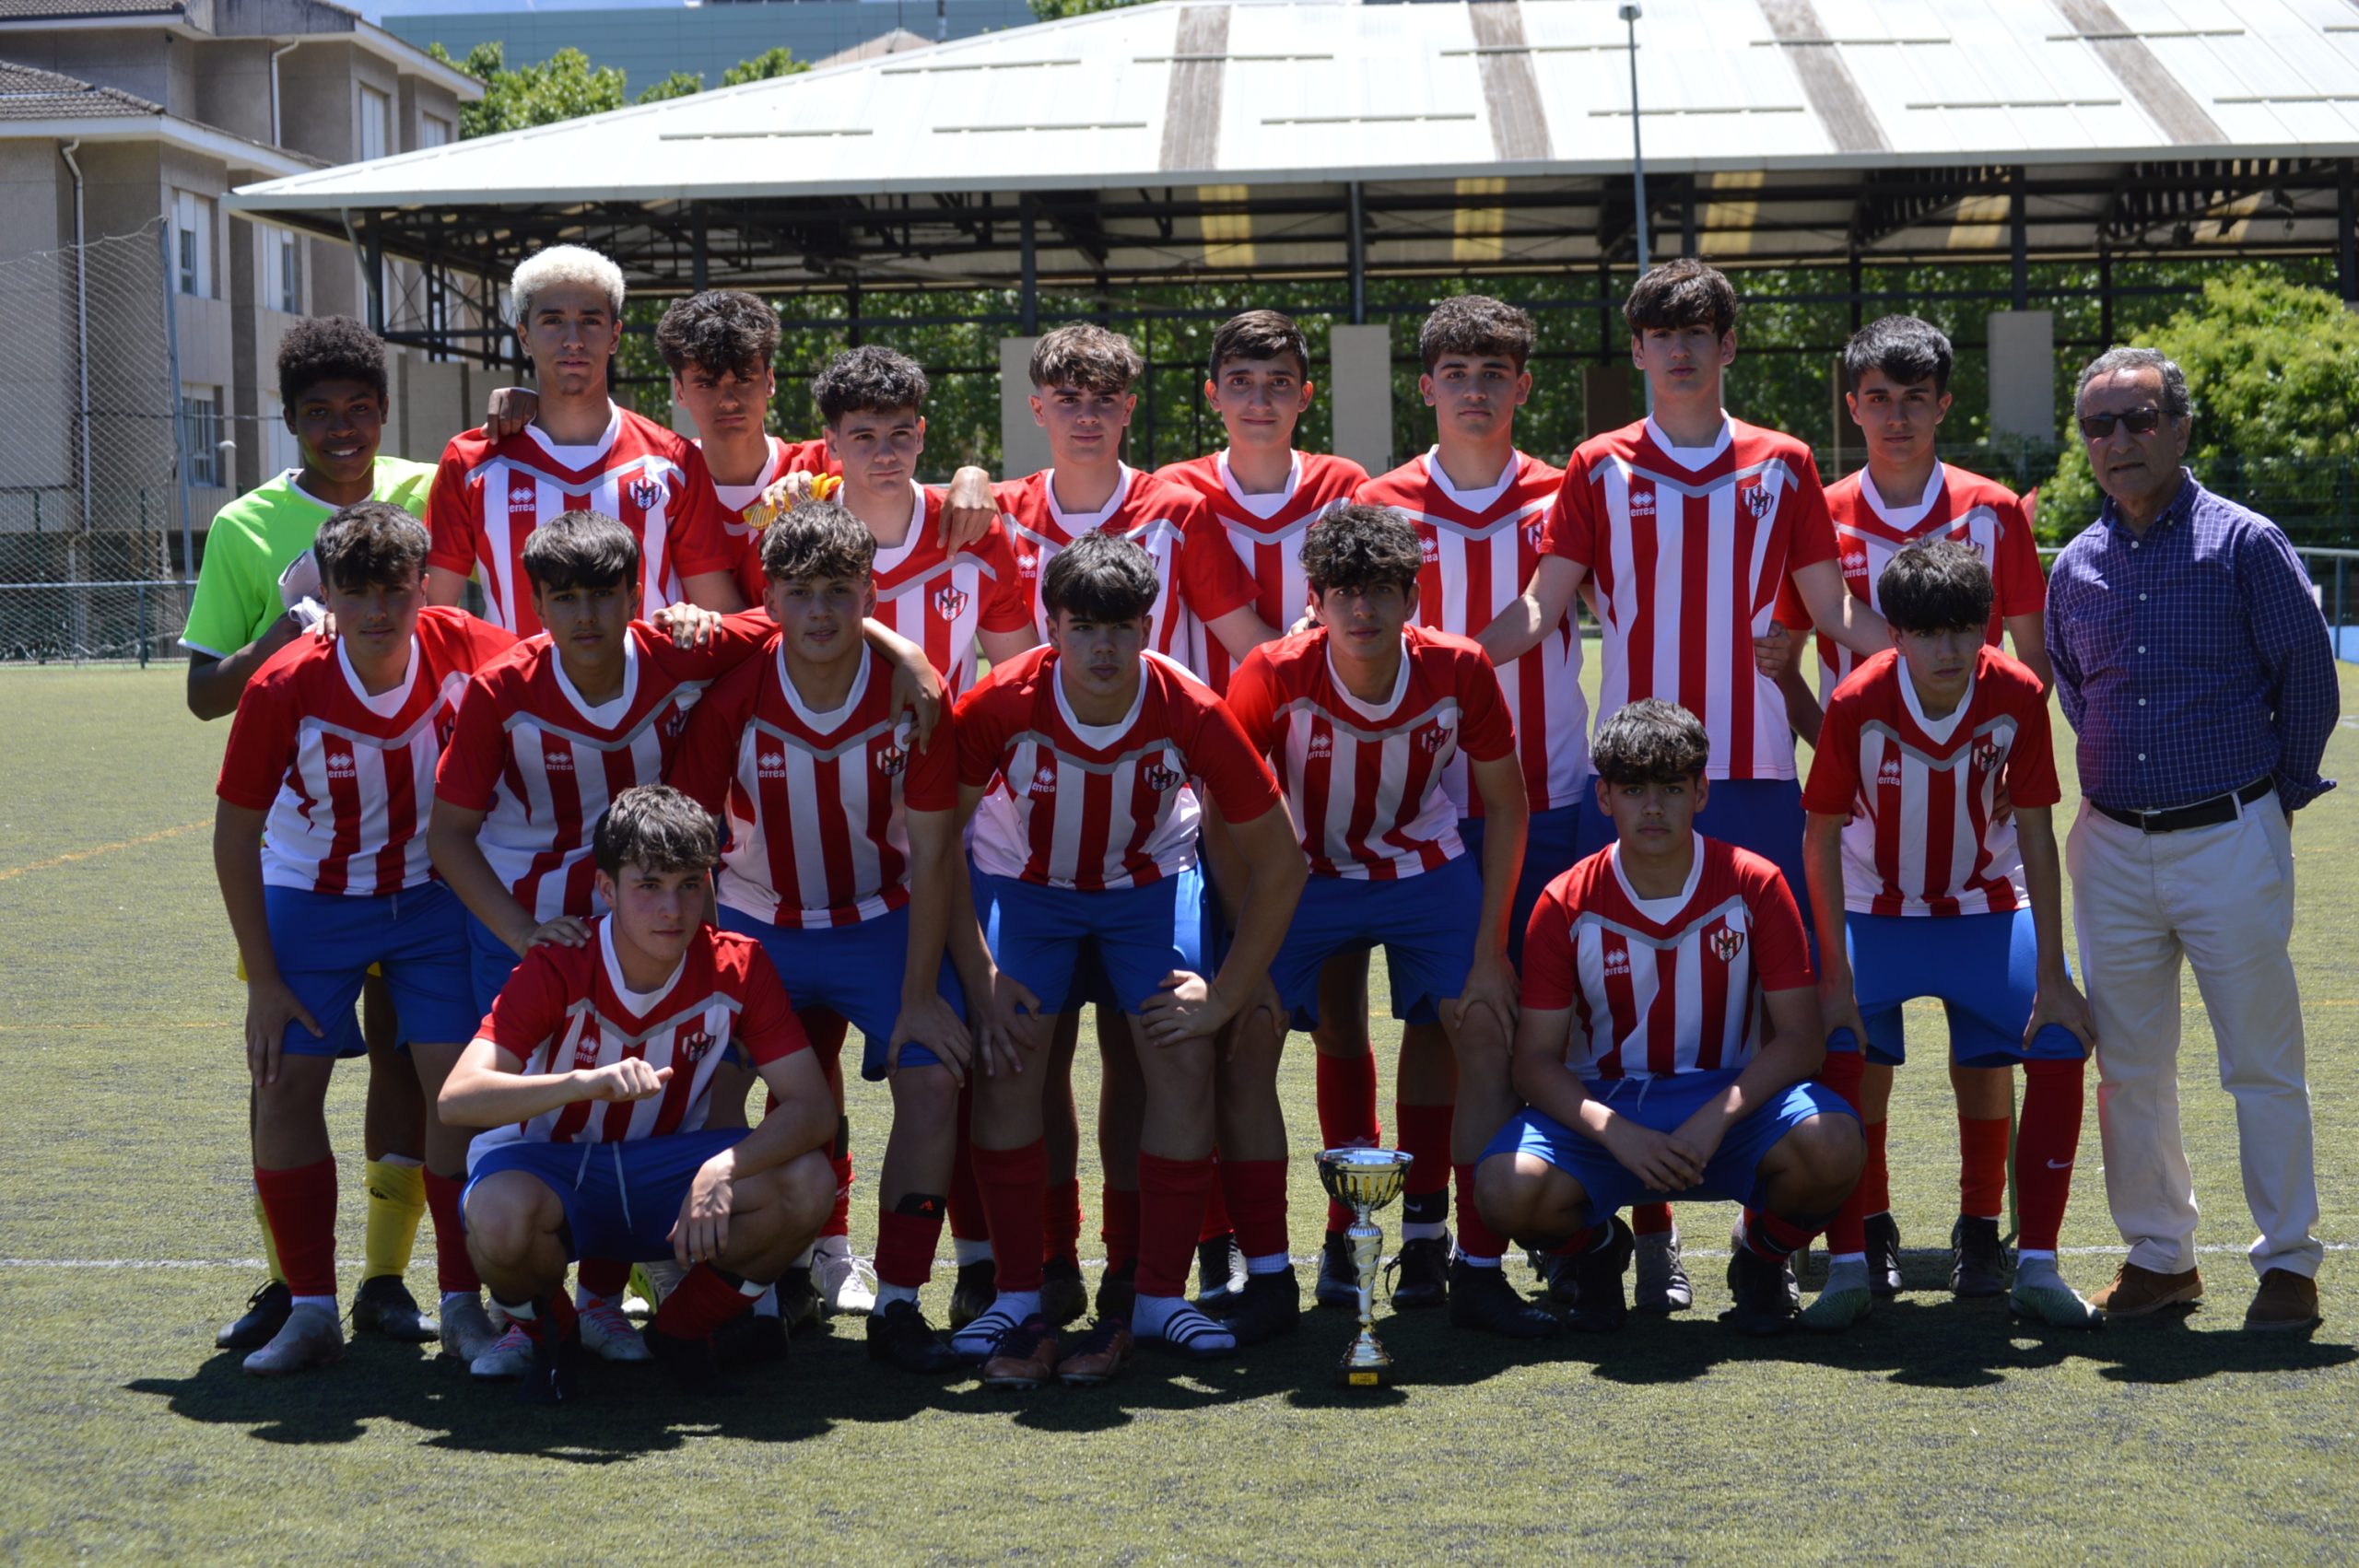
[226,0,2359,305]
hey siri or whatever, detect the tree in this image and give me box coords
[720,47,809,87]
[1027,0,1155,19]
[636,72,706,104]
[428,41,624,138]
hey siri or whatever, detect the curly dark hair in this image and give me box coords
[313,500,428,592]
[810,345,929,426]
[1299,503,1423,597]
[1590,700,1710,786]
[276,315,388,412]
[759,499,878,584]
[1418,294,1535,373]
[1844,315,1954,394]
[522,509,640,594]
[1878,539,1993,636]
[593,785,720,877]
[1207,309,1309,381]
[654,289,780,379]
[1623,258,1738,339]
[1041,529,1159,625]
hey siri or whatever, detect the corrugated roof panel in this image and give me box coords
[1217,2,1495,176]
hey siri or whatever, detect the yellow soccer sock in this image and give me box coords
[362,1156,427,1281]
[252,1187,286,1286]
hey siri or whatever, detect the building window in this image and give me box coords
[171,188,211,298]
[419,113,452,148]
[181,384,222,486]
[267,227,300,314]
[358,84,392,161]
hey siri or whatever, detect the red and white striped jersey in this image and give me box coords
[1361,448,1589,814]
[217,606,518,895]
[427,405,737,636]
[1521,836,1813,1081]
[434,613,772,922]
[1225,624,1516,882]
[1542,416,1837,780]
[1154,449,1367,691]
[470,920,808,1155]
[994,466,1260,662]
[716,434,836,605]
[864,483,1034,696]
[668,640,957,930]
[955,644,1281,892]
[1801,646,2060,918]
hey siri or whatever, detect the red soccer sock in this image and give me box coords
[2013,1059,2085,1252]
[1102,1184,1142,1272]
[1043,1177,1082,1268]
[875,1207,945,1291]
[1739,1207,1816,1263]
[497,1292,580,1346]
[1454,1163,1510,1262]
[254,1160,338,1299]
[1862,1120,1892,1215]
[1630,1202,1674,1238]
[825,1148,853,1241]
[1814,1046,1870,1255]
[651,1262,758,1340]
[1197,1164,1234,1244]
[973,1140,1048,1293]
[1135,1152,1216,1298]
[946,1090,989,1243]
[1394,1103,1453,1235]
[1318,1052,1383,1229]
[422,1169,479,1295]
[577,1257,632,1305]
[1219,1158,1289,1263]
[1547,1226,1601,1258]
[1959,1115,2010,1220]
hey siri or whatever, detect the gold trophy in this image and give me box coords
[1316,1147,1415,1387]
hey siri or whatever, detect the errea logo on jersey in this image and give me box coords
[1307,731,1334,759]
[1028,765,1058,796]
[757,748,790,779]
[1418,534,1440,566]
[507,482,535,507]
[543,747,574,773]
[1628,487,1656,518]
[1841,547,1869,576]
[1877,756,1904,786]
[1710,927,1746,963]
[325,751,357,778]
[1603,948,1631,976]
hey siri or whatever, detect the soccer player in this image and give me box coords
[1474,700,1864,1337]
[1796,541,2098,1330]
[214,501,519,1375]
[180,315,439,1352]
[950,532,1304,1385]
[426,245,742,633]
[667,502,985,1375]
[439,786,839,1401]
[1477,258,1891,1310]
[1223,505,1557,1341]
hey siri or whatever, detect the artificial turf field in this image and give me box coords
[1,656,2353,1565]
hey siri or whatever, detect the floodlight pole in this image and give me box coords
[1621,4,1647,276]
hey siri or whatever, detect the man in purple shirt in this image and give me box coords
[2048,346,2338,1333]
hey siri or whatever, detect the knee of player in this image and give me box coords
[776,1148,839,1227]
[1473,1153,1537,1233]
[461,1174,544,1258]
[890,1062,961,1127]
[1791,1112,1867,1185]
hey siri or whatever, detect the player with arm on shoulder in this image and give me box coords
[1223,506,1556,1342]
[949,532,1303,1387]
[1796,542,2097,1332]
[213,502,519,1376]
[1474,701,1865,1337]
[439,787,839,1402]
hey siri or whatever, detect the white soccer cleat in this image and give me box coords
[813,1240,879,1316]
[470,1324,534,1381]
[440,1294,503,1363]
[579,1298,654,1362]
[241,1302,345,1376]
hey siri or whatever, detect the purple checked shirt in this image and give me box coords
[2047,471,2339,814]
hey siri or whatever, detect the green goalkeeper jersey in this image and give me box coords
[179,457,435,657]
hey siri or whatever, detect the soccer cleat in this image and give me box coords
[1313,1231,1359,1310]
[217,1280,293,1352]
[579,1298,654,1362]
[470,1324,534,1381]
[1863,1212,1905,1297]
[1723,1246,1800,1336]
[1220,1268,1303,1345]
[517,1321,582,1406]
[1448,1260,1563,1340]
[866,1300,960,1374]
[1950,1216,2008,1298]
[2011,1278,2105,1330]
[440,1294,503,1364]
[950,1304,1026,1363]
[1136,1303,1236,1361]
[1193,1233,1245,1313]
[980,1317,1061,1390]
[1388,1235,1452,1311]
[948,1259,996,1330]
[1565,1218,1637,1335]
[350,1274,437,1342]
[1040,1258,1090,1328]
[813,1244,879,1316]
[714,1312,790,1366]
[1799,1281,1874,1334]
[1055,1318,1137,1386]
[774,1266,824,1335]
[1633,1227,1694,1313]
[642,1324,728,1392]
[241,1302,345,1376]
[1095,1260,1136,1324]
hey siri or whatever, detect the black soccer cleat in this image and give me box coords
[351,1273,439,1343]
[217,1279,293,1352]
[1864,1211,1905,1297]
[774,1265,823,1335]
[866,1299,960,1374]
[1388,1236,1451,1311]
[1448,1259,1563,1340]
[714,1311,790,1366]
[1564,1217,1637,1334]
[1218,1267,1302,1345]
[1313,1230,1359,1310]
[517,1320,583,1406]
[948,1258,996,1330]
[642,1324,728,1392]
[1193,1233,1245,1313]
[1723,1245,1801,1336]
[1095,1259,1136,1324]
[1040,1258,1089,1328]
[1951,1215,2008,1299]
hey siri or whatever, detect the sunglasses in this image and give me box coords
[2077,406,2165,440]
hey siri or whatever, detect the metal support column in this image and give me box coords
[2009,167,2029,310]
[1018,194,1039,336]
[691,206,710,293]
[1347,181,1367,325]
[2098,242,2115,347]
[2341,160,2357,305]
[848,277,863,345]
[1848,252,1863,333]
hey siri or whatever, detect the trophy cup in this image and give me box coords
[1316,1147,1414,1387]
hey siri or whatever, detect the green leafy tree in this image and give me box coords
[428,41,625,137]
[1027,0,1156,19]
[720,47,810,87]
[636,71,706,104]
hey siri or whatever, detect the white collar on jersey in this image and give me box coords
[524,403,622,468]
[335,632,420,717]
[1323,633,1412,723]
[773,636,873,730]
[1421,447,1519,511]
[1859,462,1947,531]
[1052,651,1150,746]
[1896,652,1975,744]
[600,918,687,1017]
[866,481,931,573]
[703,434,792,511]
[1043,462,1134,533]
[550,630,640,727]
[1216,447,1302,520]
[1643,412,1734,472]
[1610,831,1706,921]
[280,469,342,513]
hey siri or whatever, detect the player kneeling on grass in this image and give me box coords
[439,787,837,1401]
[1474,701,1864,1337]
[1797,540,2099,1331]
[952,531,1305,1387]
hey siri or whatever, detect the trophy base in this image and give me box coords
[1334,1334,1394,1388]
[1337,1364,1394,1389]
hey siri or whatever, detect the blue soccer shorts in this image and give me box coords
[264,882,476,1059]
[1266,852,1484,1031]
[1844,907,2088,1069]
[1483,1067,1857,1220]
[463,907,529,1021]
[1461,796,1615,969]
[719,901,968,1081]
[972,864,1209,1022]
[464,1129,749,1262]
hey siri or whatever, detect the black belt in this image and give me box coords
[2092,777,2272,835]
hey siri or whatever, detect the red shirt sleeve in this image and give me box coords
[976,523,1036,636]
[1452,644,1516,764]
[424,439,481,579]
[1519,879,1580,1012]
[462,614,520,671]
[903,703,957,813]
[481,943,574,1061]
[1537,449,1598,567]
[1180,684,1284,823]
[2000,674,2062,809]
[1992,497,2048,617]
[665,658,757,815]
[1799,685,1864,815]
[1773,574,1813,632]
[642,610,775,683]
[435,671,511,813]
[216,661,299,810]
[667,446,739,579]
[1781,448,1837,575]
[1174,502,1260,624]
[734,942,811,1066]
[1221,645,1282,755]
[780,437,836,478]
[1745,858,1815,989]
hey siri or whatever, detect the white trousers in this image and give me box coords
[2066,795,2321,1280]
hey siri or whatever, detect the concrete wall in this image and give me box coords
[276,38,361,166]
[0,27,179,109]
[194,38,277,145]
[0,144,76,502]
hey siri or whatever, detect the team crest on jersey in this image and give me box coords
[1742,485,1775,521]
[1307,731,1334,759]
[1414,720,1454,755]
[1028,765,1058,797]
[1627,487,1656,518]
[628,477,663,513]
[1524,520,1547,552]
[933,584,971,621]
[1144,760,1182,793]
[876,738,910,777]
[757,748,790,779]
[1974,739,2004,773]
[1711,927,1746,963]
[677,1027,717,1065]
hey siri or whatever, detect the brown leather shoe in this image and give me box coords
[980,1317,1059,1390]
[2243,1269,2321,1332]
[1055,1319,1134,1387]
[2091,1262,2203,1317]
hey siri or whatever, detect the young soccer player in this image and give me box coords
[439,786,839,1402]
[181,315,438,1352]
[1796,541,2098,1330]
[1222,504,1555,1341]
[1475,700,1864,1337]
[214,501,519,1375]
[666,503,987,1375]
[1477,258,1891,1310]
[950,532,1304,1385]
